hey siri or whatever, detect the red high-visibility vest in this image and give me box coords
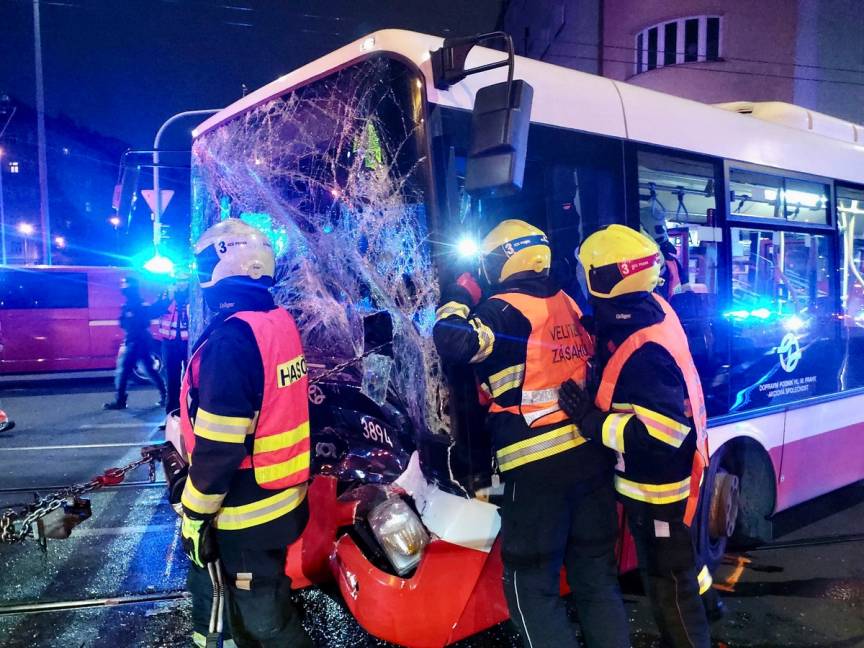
[595,293,709,526]
[157,301,190,341]
[180,307,311,489]
[487,291,594,428]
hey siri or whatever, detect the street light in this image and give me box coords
[54,235,65,248]
[17,221,34,263]
[109,216,121,228]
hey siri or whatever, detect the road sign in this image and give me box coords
[141,189,174,214]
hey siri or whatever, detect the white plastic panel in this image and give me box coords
[196,29,864,195]
[618,81,864,183]
[708,411,785,457]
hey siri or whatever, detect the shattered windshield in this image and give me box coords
[190,56,446,437]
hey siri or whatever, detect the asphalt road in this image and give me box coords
[0,375,863,647]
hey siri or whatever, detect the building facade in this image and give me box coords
[504,0,864,125]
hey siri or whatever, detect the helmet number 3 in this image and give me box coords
[217,241,227,254]
[361,416,393,447]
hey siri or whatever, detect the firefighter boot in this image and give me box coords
[103,396,128,410]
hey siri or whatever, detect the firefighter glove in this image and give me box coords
[455,272,482,306]
[441,273,482,309]
[558,379,597,436]
[181,513,218,569]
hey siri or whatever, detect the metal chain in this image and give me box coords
[0,347,388,545]
[0,451,159,544]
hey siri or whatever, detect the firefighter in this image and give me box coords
[179,219,312,647]
[155,275,190,415]
[559,224,712,648]
[433,220,630,648]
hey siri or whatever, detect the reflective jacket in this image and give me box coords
[157,300,190,341]
[434,277,599,474]
[179,306,310,536]
[586,293,708,526]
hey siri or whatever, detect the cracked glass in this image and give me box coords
[190,56,447,439]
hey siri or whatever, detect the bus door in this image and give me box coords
[726,166,843,508]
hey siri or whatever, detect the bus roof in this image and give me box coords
[195,29,864,186]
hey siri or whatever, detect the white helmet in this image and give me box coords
[194,219,275,288]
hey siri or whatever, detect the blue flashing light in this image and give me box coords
[750,308,771,320]
[143,254,175,275]
[783,314,805,332]
[724,309,750,320]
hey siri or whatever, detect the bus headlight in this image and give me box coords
[367,497,429,576]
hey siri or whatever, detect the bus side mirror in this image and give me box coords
[465,79,533,198]
[430,32,531,197]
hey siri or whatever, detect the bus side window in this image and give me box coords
[728,227,838,409]
[838,186,864,389]
[636,149,725,414]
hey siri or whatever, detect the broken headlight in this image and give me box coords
[367,496,429,576]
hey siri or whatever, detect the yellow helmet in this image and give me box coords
[578,224,662,298]
[480,219,551,284]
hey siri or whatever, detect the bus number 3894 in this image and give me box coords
[361,417,394,447]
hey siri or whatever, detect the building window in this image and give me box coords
[634,15,723,75]
[664,22,677,66]
[647,27,658,70]
[8,161,19,174]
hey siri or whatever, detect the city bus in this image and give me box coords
[186,30,864,646]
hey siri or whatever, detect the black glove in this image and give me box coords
[558,379,598,439]
[439,282,475,309]
[181,513,218,568]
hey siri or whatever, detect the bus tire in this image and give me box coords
[697,444,738,570]
[698,440,775,570]
[727,441,775,548]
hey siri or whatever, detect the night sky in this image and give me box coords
[0,0,504,149]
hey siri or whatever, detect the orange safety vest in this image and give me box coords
[180,307,311,490]
[157,301,190,341]
[595,293,709,526]
[487,291,593,428]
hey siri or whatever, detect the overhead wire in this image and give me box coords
[547,52,864,90]
[558,39,864,77]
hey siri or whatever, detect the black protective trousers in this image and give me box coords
[499,456,630,648]
[187,546,311,648]
[161,338,188,414]
[624,500,711,648]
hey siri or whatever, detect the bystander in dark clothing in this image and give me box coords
[104,277,166,410]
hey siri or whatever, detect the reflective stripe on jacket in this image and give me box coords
[595,293,709,526]
[180,308,310,528]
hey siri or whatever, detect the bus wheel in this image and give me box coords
[698,445,740,570]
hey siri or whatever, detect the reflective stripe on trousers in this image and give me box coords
[697,564,713,595]
[496,424,586,472]
[214,484,307,531]
[614,475,691,505]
